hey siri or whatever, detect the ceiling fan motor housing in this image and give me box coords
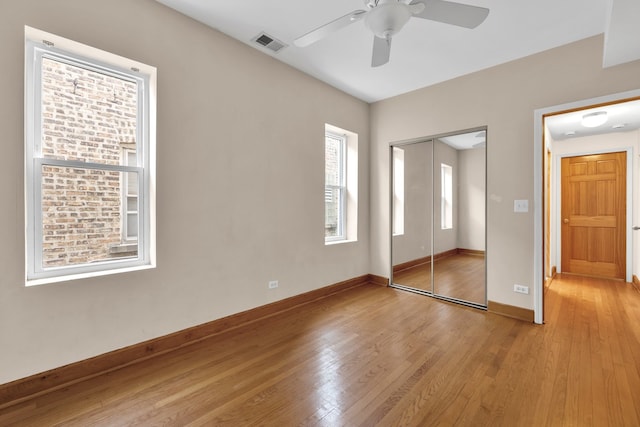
[365,0,413,39]
[294,0,485,67]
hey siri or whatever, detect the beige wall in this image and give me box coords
[370,35,640,310]
[0,0,369,384]
[457,147,486,251]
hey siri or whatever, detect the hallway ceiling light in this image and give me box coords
[581,111,608,128]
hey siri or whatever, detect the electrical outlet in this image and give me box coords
[514,284,529,294]
[514,199,529,213]
[268,280,279,289]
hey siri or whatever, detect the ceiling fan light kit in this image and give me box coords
[294,0,489,67]
[365,0,421,39]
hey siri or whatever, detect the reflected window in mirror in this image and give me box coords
[441,163,453,230]
[393,147,405,236]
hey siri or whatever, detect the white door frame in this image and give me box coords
[533,88,640,325]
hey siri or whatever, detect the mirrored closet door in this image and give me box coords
[390,128,487,308]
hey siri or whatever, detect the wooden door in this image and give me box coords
[561,152,626,279]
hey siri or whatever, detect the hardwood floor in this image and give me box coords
[1,274,639,426]
[393,253,486,305]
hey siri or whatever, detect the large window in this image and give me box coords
[325,132,346,241]
[25,27,156,284]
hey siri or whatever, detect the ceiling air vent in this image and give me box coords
[252,32,287,53]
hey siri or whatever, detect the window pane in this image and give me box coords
[126,213,138,238]
[325,186,342,238]
[41,57,138,164]
[126,196,138,212]
[127,170,138,195]
[41,165,138,268]
[127,151,137,166]
[325,136,342,187]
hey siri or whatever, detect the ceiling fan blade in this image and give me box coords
[372,36,391,67]
[410,0,489,29]
[294,10,367,47]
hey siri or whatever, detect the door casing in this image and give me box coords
[533,88,640,325]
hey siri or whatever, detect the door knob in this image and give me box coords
[563,218,569,224]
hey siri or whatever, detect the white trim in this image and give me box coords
[27,264,155,287]
[25,26,155,76]
[533,88,640,324]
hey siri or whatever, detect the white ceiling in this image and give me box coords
[603,0,640,67]
[546,99,640,141]
[151,0,636,103]
[440,130,485,150]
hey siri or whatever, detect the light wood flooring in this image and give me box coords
[1,274,639,426]
[393,253,486,305]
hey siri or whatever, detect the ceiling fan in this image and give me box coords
[294,0,489,67]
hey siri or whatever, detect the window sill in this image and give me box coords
[325,238,357,246]
[26,263,155,287]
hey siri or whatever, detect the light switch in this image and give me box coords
[514,199,529,213]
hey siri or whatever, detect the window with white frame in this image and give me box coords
[441,163,453,230]
[25,27,156,284]
[325,132,346,241]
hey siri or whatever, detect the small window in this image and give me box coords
[25,27,156,284]
[441,163,453,230]
[392,147,405,236]
[325,132,346,241]
[324,124,358,244]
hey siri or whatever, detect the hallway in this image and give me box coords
[540,273,640,424]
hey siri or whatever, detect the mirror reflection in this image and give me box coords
[391,141,433,292]
[391,129,486,308]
